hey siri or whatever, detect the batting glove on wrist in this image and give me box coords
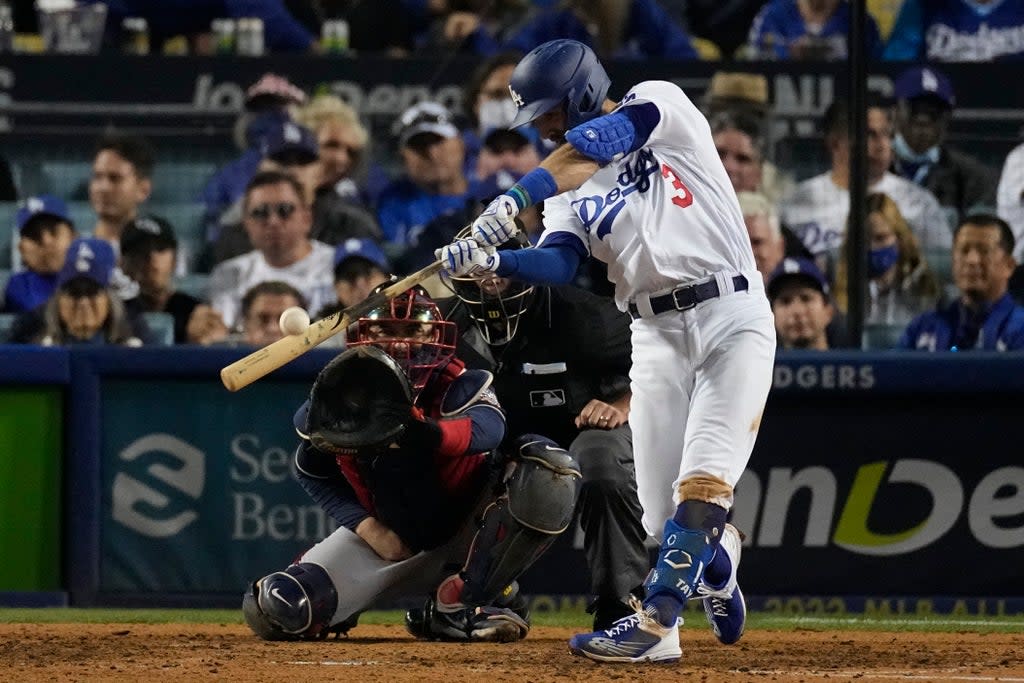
[436,238,500,277]
[472,196,519,247]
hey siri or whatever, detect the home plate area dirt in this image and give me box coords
[2,624,1023,682]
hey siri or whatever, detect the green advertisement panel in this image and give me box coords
[100,380,327,593]
[0,388,62,590]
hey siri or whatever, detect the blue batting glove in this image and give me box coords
[435,238,501,277]
[472,196,519,247]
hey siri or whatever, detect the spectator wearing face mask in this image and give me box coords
[834,193,940,327]
[460,52,546,177]
[890,66,996,222]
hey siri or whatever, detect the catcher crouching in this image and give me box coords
[242,285,581,642]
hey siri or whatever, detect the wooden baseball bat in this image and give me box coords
[220,258,446,391]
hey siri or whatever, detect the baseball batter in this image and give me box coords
[438,39,776,663]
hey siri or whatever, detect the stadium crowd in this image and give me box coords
[3,0,1024,351]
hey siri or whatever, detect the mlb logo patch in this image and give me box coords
[530,389,565,407]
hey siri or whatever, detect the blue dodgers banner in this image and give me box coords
[100,379,324,592]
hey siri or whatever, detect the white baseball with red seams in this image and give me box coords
[279,306,311,336]
[539,79,776,536]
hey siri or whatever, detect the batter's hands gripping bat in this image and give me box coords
[220,258,445,391]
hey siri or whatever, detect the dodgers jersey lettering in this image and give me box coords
[539,80,756,309]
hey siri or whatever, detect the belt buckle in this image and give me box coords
[671,285,697,311]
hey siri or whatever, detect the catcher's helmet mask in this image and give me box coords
[348,284,458,394]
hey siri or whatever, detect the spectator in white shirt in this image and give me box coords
[208,170,335,329]
[780,97,951,271]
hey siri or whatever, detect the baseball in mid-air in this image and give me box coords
[279,306,311,336]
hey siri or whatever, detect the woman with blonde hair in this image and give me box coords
[835,192,939,325]
[296,94,371,203]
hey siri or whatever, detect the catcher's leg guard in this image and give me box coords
[460,435,581,606]
[242,562,338,640]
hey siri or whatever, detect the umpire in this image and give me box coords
[439,232,648,630]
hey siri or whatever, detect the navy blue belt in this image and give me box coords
[628,275,748,319]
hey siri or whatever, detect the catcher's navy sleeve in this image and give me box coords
[293,442,369,531]
[437,369,506,456]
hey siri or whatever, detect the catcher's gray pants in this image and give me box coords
[572,424,649,601]
[301,519,477,627]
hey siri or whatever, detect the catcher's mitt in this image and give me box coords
[307,345,414,456]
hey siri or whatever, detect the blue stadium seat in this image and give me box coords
[862,323,907,350]
[0,312,15,343]
[149,202,206,240]
[0,201,16,269]
[141,312,175,346]
[923,247,952,287]
[151,162,218,203]
[40,160,91,200]
[174,273,209,300]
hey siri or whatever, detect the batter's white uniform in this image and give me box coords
[539,80,776,537]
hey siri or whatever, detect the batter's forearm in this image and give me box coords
[541,144,601,193]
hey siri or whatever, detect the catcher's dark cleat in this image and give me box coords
[405,595,530,642]
[404,605,430,639]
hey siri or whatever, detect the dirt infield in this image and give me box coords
[2,623,1022,682]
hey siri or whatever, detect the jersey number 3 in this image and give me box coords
[661,163,693,208]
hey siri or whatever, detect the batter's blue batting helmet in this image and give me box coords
[508,39,611,130]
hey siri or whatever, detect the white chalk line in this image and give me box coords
[744,671,1024,682]
[274,660,382,666]
[790,616,1024,628]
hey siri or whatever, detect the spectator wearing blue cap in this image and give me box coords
[331,238,392,310]
[10,238,153,346]
[767,257,834,350]
[3,196,78,313]
[200,74,307,264]
[890,66,997,222]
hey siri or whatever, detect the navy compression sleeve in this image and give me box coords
[495,238,585,285]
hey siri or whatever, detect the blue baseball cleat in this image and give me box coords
[568,599,681,663]
[698,523,746,645]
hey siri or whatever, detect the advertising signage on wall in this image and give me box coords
[92,354,1024,600]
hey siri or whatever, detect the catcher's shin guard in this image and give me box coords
[242,562,338,640]
[460,435,581,606]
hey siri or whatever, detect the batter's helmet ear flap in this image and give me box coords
[508,39,611,130]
